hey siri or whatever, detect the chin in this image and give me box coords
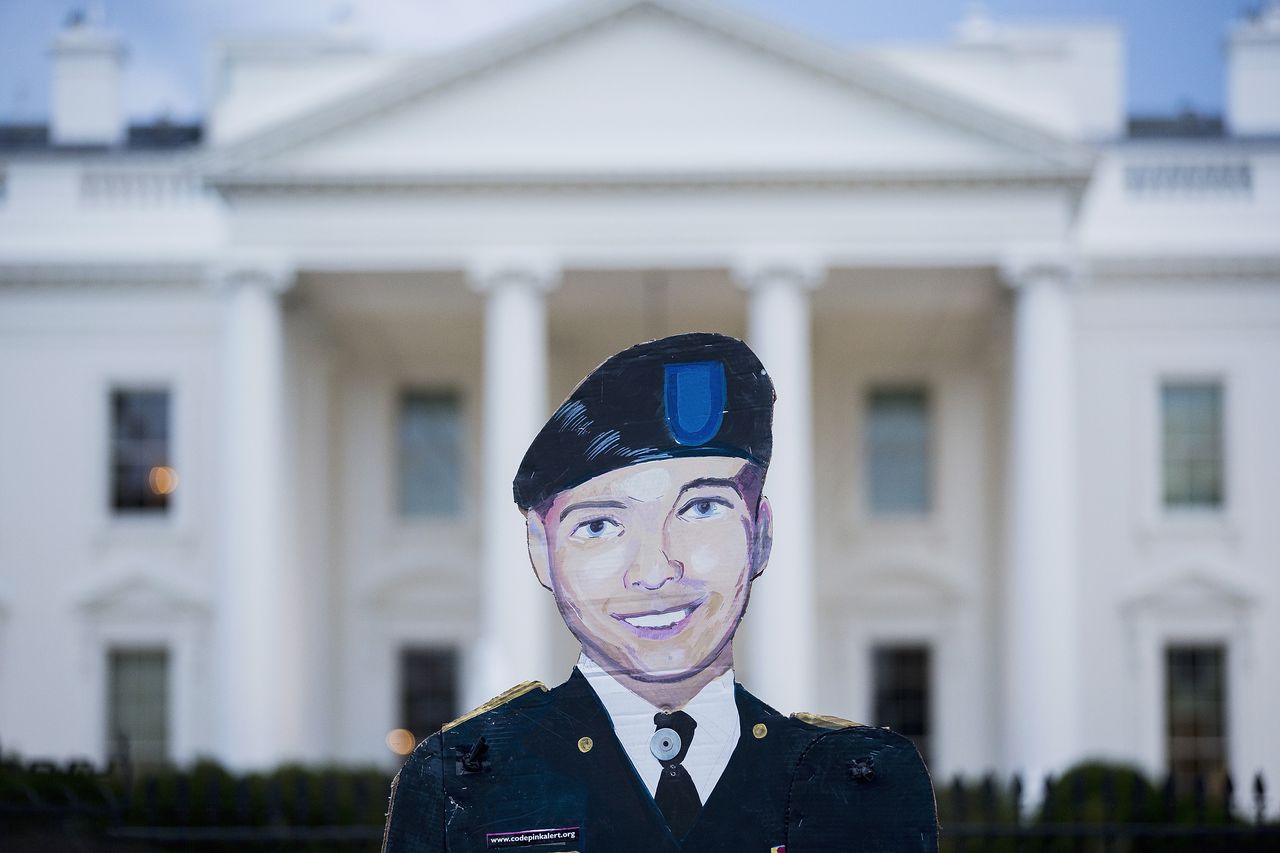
[624,641,729,683]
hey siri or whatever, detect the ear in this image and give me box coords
[749,495,773,580]
[526,510,554,592]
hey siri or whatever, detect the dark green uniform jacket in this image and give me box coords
[382,668,937,853]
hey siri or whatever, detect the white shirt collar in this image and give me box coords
[577,652,741,803]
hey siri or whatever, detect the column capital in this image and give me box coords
[467,253,562,294]
[731,253,826,292]
[998,251,1081,290]
[208,253,296,295]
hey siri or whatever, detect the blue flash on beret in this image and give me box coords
[664,361,726,446]
[512,333,773,510]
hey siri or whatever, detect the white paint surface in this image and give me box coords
[0,0,1277,813]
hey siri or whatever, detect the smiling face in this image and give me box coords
[526,456,772,684]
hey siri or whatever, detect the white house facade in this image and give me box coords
[1,0,1277,804]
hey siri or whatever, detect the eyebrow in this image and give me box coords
[559,499,627,522]
[676,477,744,501]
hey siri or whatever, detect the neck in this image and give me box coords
[587,643,734,711]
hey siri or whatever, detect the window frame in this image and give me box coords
[870,642,933,768]
[1124,594,1252,786]
[105,646,172,767]
[862,383,935,518]
[99,378,187,537]
[398,645,461,745]
[1164,643,1230,789]
[1159,380,1226,512]
[108,386,175,516]
[1131,362,1237,540]
[394,387,466,521]
[372,611,474,766]
[842,598,963,779]
[81,582,207,767]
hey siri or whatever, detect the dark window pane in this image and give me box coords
[399,392,463,516]
[111,389,172,512]
[1161,383,1223,508]
[872,645,931,767]
[866,387,931,514]
[1166,645,1228,792]
[107,648,168,766]
[400,648,459,743]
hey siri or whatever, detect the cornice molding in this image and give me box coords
[1085,254,1280,282]
[206,166,1091,197]
[0,260,207,290]
[203,0,1094,176]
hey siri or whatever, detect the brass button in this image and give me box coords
[577,736,594,753]
[752,723,768,739]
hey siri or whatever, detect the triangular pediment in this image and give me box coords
[77,573,210,621]
[212,0,1089,180]
[365,568,477,618]
[1119,566,1258,614]
[844,561,965,612]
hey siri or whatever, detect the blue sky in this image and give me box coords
[0,0,1252,122]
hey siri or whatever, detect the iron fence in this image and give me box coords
[936,764,1280,852]
[3,755,1278,851]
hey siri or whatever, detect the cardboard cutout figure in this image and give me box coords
[382,333,938,852]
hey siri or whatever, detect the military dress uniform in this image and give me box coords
[381,333,938,852]
[381,669,937,852]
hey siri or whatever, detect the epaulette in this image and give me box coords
[442,681,548,732]
[790,711,862,730]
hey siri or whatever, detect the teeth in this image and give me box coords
[625,608,691,629]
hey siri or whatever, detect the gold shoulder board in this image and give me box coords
[790,711,862,730]
[442,680,548,732]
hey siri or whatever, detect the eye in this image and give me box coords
[570,516,623,540]
[678,496,731,520]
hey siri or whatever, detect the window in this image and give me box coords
[1166,645,1228,790]
[865,387,931,514]
[398,391,463,517]
[872,645,931,767]
[110,389,173,512]
[107,648,169,766]
[400,648,459,742]
[1161,382,1223,509]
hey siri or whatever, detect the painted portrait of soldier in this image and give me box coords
[382,333,937,852]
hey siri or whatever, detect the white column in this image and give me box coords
[734,257,823,714]
[211,257,299,769]
[1001,256,1080,787]
[467,257,560,708]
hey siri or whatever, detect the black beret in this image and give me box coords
[513,332,775,511]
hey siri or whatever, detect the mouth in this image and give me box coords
[611,599,705,637]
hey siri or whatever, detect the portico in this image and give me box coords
[171,0,1090,775]
[197,232,1077,781]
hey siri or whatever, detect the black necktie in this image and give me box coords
[652,710,701,839]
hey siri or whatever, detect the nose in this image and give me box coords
[625,535,683,591]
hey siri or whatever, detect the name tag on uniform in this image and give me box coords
[485,826,580,849]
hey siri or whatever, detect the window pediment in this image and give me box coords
[75,573,210,623]
[1119,566,1258,615]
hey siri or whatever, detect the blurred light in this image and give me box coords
[386,728,415,755]
[149,466,179,495]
